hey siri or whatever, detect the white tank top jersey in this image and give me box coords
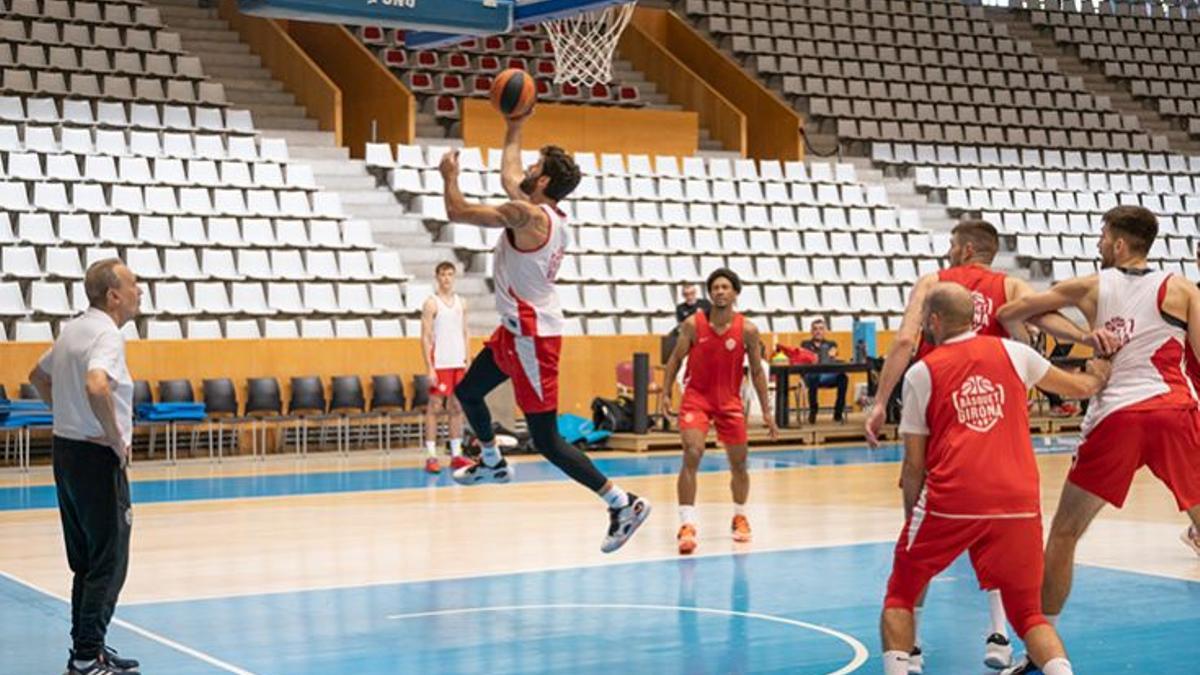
[430,293,466,369]
[1082,267,1200,436]
[492,203,569,337]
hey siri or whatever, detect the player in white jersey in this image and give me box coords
[420,261,470,474]
[437,112,650,553]
[997,206,1200,652]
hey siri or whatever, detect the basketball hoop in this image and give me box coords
[542,2,636,87]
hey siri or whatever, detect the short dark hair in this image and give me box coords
[1103,205,1157,256]
[435,261,456,275]
[85,258,124,309]
[540,145,581,201]
[951,219,1000,260]
[706,267,742,294]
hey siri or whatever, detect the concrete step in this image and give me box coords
[225,87,295,106]
[302,158,369,176]
[252,115,320,131]
[215,76,283,92]
[361,218,426,235]
[160,15,224,29]
[258,129,340,148]
[339,190,397,206]
[242,102,311,119]
[176,28,242,43]
[189,52,261,68]
[285,144,351,160]
[181,39,251,54]
[311,174,378,191]
[346,204,411,220]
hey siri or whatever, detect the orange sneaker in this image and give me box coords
[450,455,472,470]
[731,514,752,542]
[677,523,698,555]
[424,457,442,474]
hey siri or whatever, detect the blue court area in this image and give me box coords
[5,542,1200,674]
[0,436,1077,511]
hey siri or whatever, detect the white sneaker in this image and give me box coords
[1180,525,1200,557]
[998,656,1038,674]
[601,494,651,553]
[907,646,924,674]
[451,458,514,485]
[984,633,1014,669]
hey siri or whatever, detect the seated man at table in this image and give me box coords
[801,318,848,423]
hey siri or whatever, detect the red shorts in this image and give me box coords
[1070,406,1200,510]
[678,391,748,446]
[885,512,1047,637]
[485,327,561,414]
[429,368,465,397]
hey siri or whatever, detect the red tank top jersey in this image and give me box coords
[922,336,1040,516]
[683,311,746,407]
[916,265,1010,360]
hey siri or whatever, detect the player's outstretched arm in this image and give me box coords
[1034,358,1111,400]
[500,114,531,201]
[744,322,779,438]
[660,318,695,417]
[441,148,544,229]
[998,276,1120,355]
[866,273,935,447]
[899,434,927,520]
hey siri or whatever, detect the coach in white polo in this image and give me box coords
[29,258,143,675]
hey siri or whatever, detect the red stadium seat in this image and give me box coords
[557,81,583,101]
[477,55,502,74]
[589,83,612,102]
[414,51,439,68]
[470,76,493,97]
[433,95,460,119]
[505,57,528,72]
[483,36,507,52]
[512,37,534,55]
[535,59,556,77]
[360,26,385,44]
[535,78,552,97]
[438,73,465,94]
[446,52,471,71]
[539,40,555,57]
[382,49,407,69]
[405,71,433,92]
[390,29,406,45]
[617,85,641,105]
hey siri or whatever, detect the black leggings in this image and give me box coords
[455,345,610,492]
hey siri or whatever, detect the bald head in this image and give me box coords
[923,282,975,344]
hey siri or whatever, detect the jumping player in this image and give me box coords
[996,205,1200,640]
[660,268,779,555]
[438,113,650,553]
[420,261,471,474]
[882,283,1109,675]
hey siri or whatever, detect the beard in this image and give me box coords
[519,174,538,196]
[1099,250,1115,269]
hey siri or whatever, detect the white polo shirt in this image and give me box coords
[38,307,135,447]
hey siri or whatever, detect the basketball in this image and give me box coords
[490,68,537,119]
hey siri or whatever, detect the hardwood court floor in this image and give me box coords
[1,436,1197,673]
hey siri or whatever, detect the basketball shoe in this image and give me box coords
[998,656,1038,674]
[984,633,1013,669]
[1180,525,1200,557]
[678,523,698,555]
[452,458,514,485]
[731,514,752,542]
[601,493,651,553]
[424,457,442,474]
[907,645,924,674]
[450,455,473,470]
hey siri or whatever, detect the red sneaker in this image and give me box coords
[677,523,698,555]
[424,457,442,474]
[450,455,472,470]
[731,514,752,543]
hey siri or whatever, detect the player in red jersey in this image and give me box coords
[660,268,778,555]
[881,283,1109,675]
[865,220,1102,671]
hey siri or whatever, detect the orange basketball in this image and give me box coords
[490,68,536,119]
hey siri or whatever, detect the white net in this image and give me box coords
[542,2,636,87]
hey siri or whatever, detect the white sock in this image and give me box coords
[679,504,697,525]
[601,484,630,509]
[481,442,502,467]
[1041,657,1073,675]
[913,607,922,647]
[987,589,1008,637]
[882,650,909,675]
[424,440,436,457]
[449,438,462,457]
[1045,613,1059,627]
[733,503,747,517]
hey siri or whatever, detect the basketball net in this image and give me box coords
[542,2,636,87]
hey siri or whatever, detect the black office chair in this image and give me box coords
[0,384,8,402]
[200,378,240,461]
[287,376,326,455]
[327,376,366,454]
[158,379,195,403]
[133,380,153,408]
[410,375,430,411]
[370,374,407,452]
[245,377,282,459]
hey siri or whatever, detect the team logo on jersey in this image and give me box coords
[951,375,1006,433]
[971,291,993,331]
[725,337,738,351]
[1104,317,1136,347]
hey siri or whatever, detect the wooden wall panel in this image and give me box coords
[2,332,886,419]
[630,8,803,161]
[217,0,342,142]
[618,17,745,155]
[284,21,415,157]
[460,98,699,158]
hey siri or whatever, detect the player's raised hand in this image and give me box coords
[864,402,886,449]
[438,149,460,179]
[1084,327,1122,357]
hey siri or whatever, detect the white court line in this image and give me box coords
[121,536,899,606]
[0,570,257,675]
[387,602,869,675]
